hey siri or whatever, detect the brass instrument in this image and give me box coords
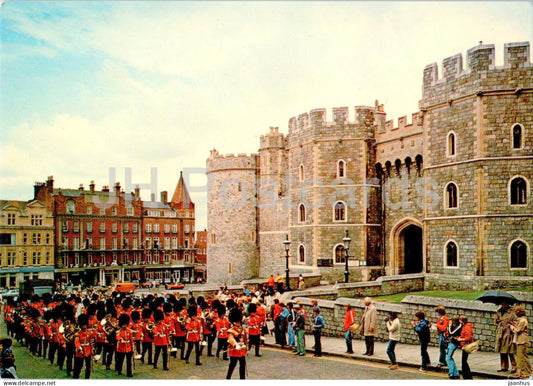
[62,324,81,343]
[102,319,119,335]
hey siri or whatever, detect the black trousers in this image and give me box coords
[141,341,153,364]
[204,333,215,356]
[249,334,261,356]
[65,342,75,376]
[184,341,201,365]
[461,351,472,379]
[73,355,91,379]
[365,335,375,355]
[102,343,115,368]
[115,351,133,376]
[226,356,246,379]
[41,339,49,358]
[153,345,168,369]
[48,341,58,364]
[420,339,431,369]
[217,337,228,359]
[172,336,186,359]
[313,329,322,356]
[56,345,66,370]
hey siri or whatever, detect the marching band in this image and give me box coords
[2,290,269,379]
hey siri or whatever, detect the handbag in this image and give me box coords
[463,341,479,354]
[349,323,360,334]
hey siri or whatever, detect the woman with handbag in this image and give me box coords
[456,315,474,380]
[343,304,356,354]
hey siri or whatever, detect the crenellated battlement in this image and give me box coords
[259,126,285,149]
[288,105,376,134]
[422,42,531,101]
[207,149,259,172]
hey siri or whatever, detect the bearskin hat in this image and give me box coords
[141,308,152,320]
[118,313,130,327]
[77,313,89,327]
[187,305,197,318]
[163,302,172,313]
[247,303,257,314]
[217,305,226,316]
[228,308,243,324]
[153,309,164,322]
[131,310,140,322]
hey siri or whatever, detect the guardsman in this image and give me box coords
[246,303,262,357]
[215,305,230,360]
[130,310,143,361]
[48,310,61,365]
[42,310,53,359]
[140,308,154,365]
[184,305,203,366]
[226,307,248,379]
[171,304,187,359]
[200,303,216,357]
[102,313,118,371]
[152,309,169,371]
[115,313,134,377]
[73,314,94,379]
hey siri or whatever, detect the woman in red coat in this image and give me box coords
[456,315,474,380]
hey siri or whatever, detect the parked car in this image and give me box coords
[0,289,19,300]
[112,283,136,294]
[140,281,159,288]
[165,283,185,290]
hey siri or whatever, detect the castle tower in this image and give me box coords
[421,42,533,280]
[206,150,260,284]
[257,127,289,277]
[285,106,381,283]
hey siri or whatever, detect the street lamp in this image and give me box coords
[283,234,291,291]
[343,230,351,283]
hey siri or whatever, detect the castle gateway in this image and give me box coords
[206,42,533,288]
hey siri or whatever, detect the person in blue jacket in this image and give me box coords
[311,307,325,357]
[412,311,431,372]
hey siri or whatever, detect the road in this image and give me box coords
[14,343,461,380]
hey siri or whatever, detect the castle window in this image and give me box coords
[447,132,456,156]
[405,157,412,175]
[334,244,346,264]
[337,160,346,178]
[375,163,383,179]
[299,164,304,182]
[385,161,392,177]
[66,200,75,214]
[510,177,527,205]
[334,201,346,222]
[395,159,402,176]
[415,155,423,176]
[298,204,306,223]
[445,241,458,267]
[512,124,523,149]
[510,240,528,269]
[445,183,458,209]
[298,245,305,263]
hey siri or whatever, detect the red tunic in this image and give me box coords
[228,325,248,358]
[185,319,202,342]
[116,327,134,353]
[152,322,169,347]
[246,315,261,336]
[74,329,94,358]
[215,317,230,339]
[141,321,154,343]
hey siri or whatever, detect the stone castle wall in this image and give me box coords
[206,42,532,286]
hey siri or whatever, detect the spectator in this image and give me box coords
[385,312,400,370]
[343,304,356,354]
[360,297,377,356]
[456,315,474,380]
[298,275,305,290]
[276,273,284,293]
[293,304,306,356]
[434,305,450,368]
[445,315,462,379]
[311,307,324,357]
[494,302,517,373]
[267,275,275,294]
[509,306,531,379]
[412,310,431,372]
[0,355,17,378]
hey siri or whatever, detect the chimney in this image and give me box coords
[102,185,109,192]
[89,180,95,192]
[114,182,121,196]
[134,185,140,199]
[78,184,84,191]
[46,176,54,192]
[151,193,155,202]
[161,191,168,204]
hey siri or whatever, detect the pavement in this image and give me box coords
[262,332,531,380]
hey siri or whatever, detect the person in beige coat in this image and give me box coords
[359,297,377,356]
[495,302,517,373]
[509,305,531,379]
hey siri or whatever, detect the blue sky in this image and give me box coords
[1,1,532,229]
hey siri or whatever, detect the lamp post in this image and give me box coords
[283,234,291,291]
[343,230,351,283]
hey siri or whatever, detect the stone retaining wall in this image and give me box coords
[293,292,533,353]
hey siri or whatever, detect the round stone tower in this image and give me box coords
[206,149,260,284]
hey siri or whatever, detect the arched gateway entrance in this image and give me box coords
[390,219,424,275]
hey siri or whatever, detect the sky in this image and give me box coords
[1,1,532,230]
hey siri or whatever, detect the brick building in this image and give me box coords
[0,199,55,288]
[206,42,532,288]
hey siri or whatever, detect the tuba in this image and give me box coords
[63,324,80,342]
[103,319,118,335]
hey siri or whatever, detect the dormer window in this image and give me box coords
[66,200,75,214]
